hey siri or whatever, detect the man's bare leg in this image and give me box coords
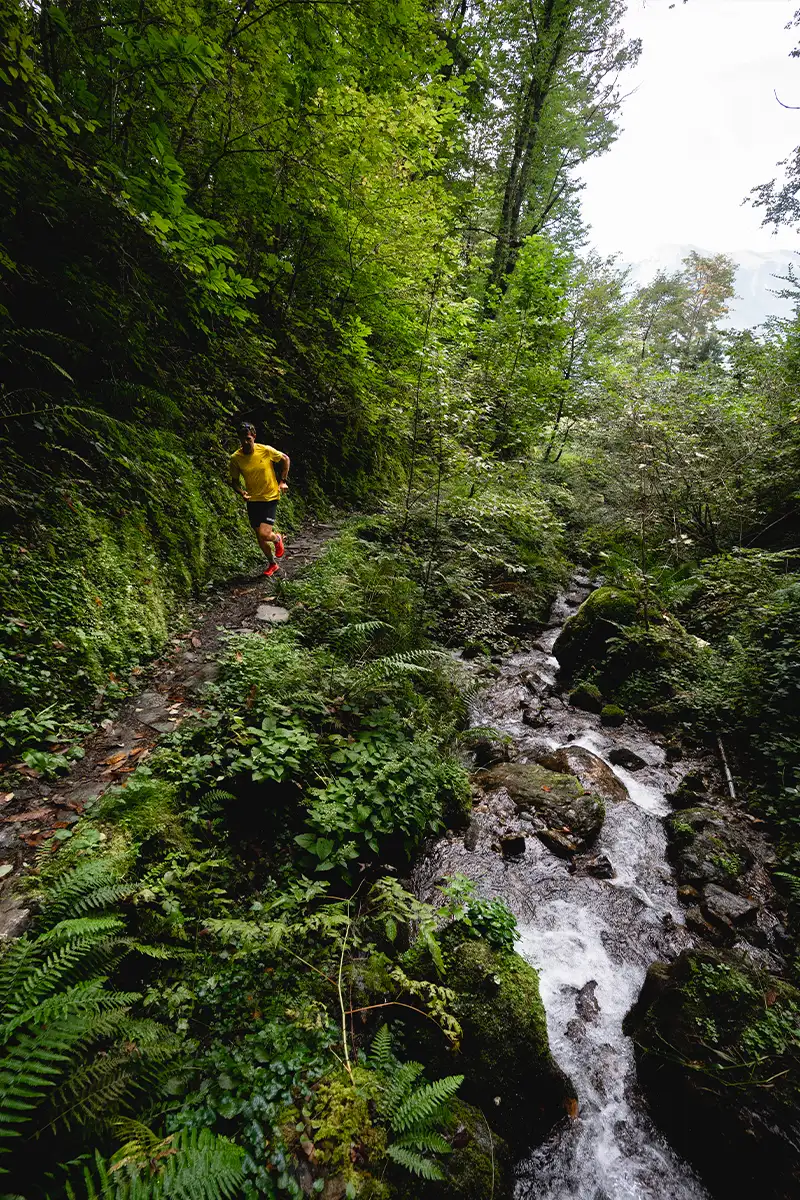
[256,522,278,561]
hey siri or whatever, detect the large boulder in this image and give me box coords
[535,745,628,805]
[477,762,605,854]
[666,806,754,889]
[443,939,574,1149]
[624,950,800,1200]
[552,587,638,678]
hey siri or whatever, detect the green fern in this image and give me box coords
[62,1128,246,1199]
[357,648,445,688]
[367,1026,462,1184]
[392,1074,463,1134]
[0,897,175,1156]
[40,859,132,928]
[368,1024,393,1075]
[385,1143,445,1180]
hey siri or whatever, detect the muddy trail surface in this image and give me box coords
[0,522,336,937]
[414,575,715,1200]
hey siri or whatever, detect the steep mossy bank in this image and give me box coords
[625,950,800,1200]
[0,423,277,733]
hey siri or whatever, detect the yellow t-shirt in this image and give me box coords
[229,443,283,502]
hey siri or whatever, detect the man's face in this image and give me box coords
[240,429,256,453]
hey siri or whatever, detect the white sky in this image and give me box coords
[580,0,800,261]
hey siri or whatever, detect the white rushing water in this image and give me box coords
[418,579,710,1200]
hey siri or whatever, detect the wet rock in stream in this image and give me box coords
[475,762,605,855]
[535,744,629,805]
[608,746,648,772]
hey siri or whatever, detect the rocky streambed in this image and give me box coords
[414,576,797,1199]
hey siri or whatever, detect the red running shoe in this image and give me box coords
[263,561,280,577]
[274,533,285,559]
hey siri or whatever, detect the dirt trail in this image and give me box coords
[0,522,337,936]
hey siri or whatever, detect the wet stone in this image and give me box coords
[575,980,600,1022]
[608,746,647,772]
[538,829,578,858]
[537,745,628,805]
[476,762,605,851]
[685,906,728,944]
[500,833,526,859]
[472,737,513,768]
[570,851,615,879]
[702,883,758,928]
[521,702,546,728]
[464,821,480,852]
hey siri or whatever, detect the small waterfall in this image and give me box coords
[415,577,710,1199]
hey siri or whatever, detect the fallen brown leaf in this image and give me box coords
[566,1097,579,1119]
[5,807,52,822]
[103,751,128,766]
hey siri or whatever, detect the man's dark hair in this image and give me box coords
[238,421,256,437]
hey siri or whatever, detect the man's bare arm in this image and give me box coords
[279,454,290,490]
[230,473,249,500]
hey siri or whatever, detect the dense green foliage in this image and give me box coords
[10,0,800,1192]
[0,527,537,1197]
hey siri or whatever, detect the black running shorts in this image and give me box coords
[246,499,278,529]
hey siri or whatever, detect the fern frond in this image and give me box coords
[385,1144,445,1180]
[391,1074,463,1134]
[40,917,126,944]
[41,859,131,927]
[381,1061,424,1118]
[333,619,392,643]
[63,1129,246,1199]
[369,1025,393,1076]
[359,649,444,686]
[392,1131,452,1155]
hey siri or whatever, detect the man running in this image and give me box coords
[229,422,290,577]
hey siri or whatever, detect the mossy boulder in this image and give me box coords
[568,681,603,712]
[667,768,712,809]
[666,806,753,889]
[624,950,800,1199]
[552,587,638,678]
[389,1099,512,1200]
[535,745,628,804]
[477,762,605,854]
[600,704,626,727]
[443,939,574,1149]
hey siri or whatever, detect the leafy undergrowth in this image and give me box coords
[0,527,523,1198]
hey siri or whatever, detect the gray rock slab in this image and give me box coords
[255,604,290,623]
[0,893,30,940]
[702,883,758,927]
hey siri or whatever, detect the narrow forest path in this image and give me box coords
[0,521,338,938]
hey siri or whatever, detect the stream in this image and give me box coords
[414,577,711,1200]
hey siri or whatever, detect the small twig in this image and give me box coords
[717,735,736,802]
[282,946,337,987]
[338,906,353,1078]
[344,1000,451,1033]
[481,1109,495,1200]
